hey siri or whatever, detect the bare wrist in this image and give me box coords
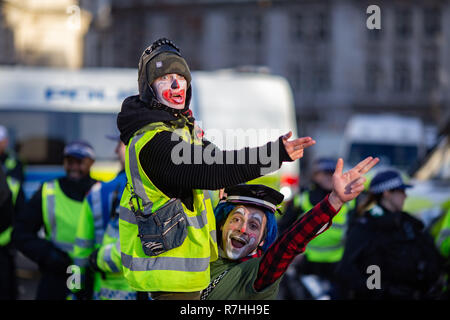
[328,191,343,211]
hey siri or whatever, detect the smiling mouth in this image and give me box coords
[230,236,247,249]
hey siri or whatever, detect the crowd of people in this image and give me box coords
[0,38,448,300]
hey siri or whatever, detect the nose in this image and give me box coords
[239,224,247,234]
[171,79,180,89]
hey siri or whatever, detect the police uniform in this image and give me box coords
[0,125,25,299]
[335,170,444,299]
[12,141,97,300]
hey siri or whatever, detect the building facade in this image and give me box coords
[2,0,449,157]
[1,0,92,69]
[80,0,449,150]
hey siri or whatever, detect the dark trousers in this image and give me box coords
[296,259,344,299]
[0,246,17,300]
[35,272,70,300]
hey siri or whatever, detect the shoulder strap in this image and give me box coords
[200,270,229,300]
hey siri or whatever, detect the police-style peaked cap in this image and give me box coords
[224,184,284,213]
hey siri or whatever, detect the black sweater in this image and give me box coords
[117,95,293,210]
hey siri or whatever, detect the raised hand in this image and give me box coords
[282,131,316,161]
[328,157,380,211]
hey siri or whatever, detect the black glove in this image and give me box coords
[41,247,72,274]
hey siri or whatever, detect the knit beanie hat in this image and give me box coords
[138,38,191,104]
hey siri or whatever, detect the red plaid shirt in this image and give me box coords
[252,194,340,291]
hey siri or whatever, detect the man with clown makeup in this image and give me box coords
[201,156,379,300]
[117,38,317,299]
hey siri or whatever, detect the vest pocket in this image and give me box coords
[136,199,187,256]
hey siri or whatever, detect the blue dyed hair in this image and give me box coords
[214,202,278,252]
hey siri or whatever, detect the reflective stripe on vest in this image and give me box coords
[75,238,95,249]
[121,251,210,272]
[128,132,153,213]
[42,180,83,255]
[119,122,217,292]
[90,182,106,244]
[105,222,120,240]
[103,243,120,273]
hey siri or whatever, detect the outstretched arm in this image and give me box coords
[253,156,379,291]
[139,131,315,191]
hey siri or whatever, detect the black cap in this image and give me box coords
[313,157,336,173]
[224,184,284,213]
[369,170,412,194]
[63,141,95,160]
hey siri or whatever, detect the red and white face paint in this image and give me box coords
[151,73,187,110]
[221,205,267,260]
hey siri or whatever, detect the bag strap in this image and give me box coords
[200,270,229,300]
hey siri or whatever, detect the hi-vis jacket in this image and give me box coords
[119,122,218,292]
[0,175,20,246]
[73,171,136,300]
[42,180,84,255]
[436,206,450,259]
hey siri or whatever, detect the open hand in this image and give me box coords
[328,157,379,210]
[282,131,316,161]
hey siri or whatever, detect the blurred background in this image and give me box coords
[0,0,449,299]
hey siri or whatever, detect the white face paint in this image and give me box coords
[221,205,267,260]
[151,73,187,110]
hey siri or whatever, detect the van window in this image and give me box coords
[348,142,418,171]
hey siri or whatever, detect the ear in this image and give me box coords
[258,239,265,248]
[257,227,266,248]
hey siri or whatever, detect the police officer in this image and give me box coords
[117,37,315,299]
[0,125,25,300]
[335,169,444,299]
[73,135,138,300]
[0,168,16,299]
[434,202,450,299]
[12,141,97,300]
[279,157,355,299]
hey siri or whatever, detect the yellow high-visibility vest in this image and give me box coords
[119,121,218,292]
